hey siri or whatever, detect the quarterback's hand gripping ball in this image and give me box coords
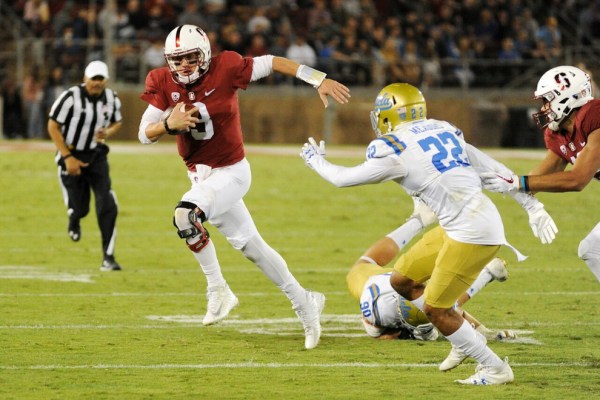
[161,103,200,135]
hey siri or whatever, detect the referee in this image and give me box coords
[48,61,123,271]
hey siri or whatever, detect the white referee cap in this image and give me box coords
[84,61,109,79]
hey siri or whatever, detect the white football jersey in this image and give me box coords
[310,118,508,246]
[359,272,402,337]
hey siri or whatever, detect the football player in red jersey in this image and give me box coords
[137,25,350,349]
[482,65,600,282]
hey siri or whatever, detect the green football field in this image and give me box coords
[1,141,599,399]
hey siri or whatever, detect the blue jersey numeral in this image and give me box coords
[417,131,470,173]
[360,301,372,318]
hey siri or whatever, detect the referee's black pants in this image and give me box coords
[58,144,118,257]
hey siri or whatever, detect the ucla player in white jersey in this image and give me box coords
[301,83,557,385]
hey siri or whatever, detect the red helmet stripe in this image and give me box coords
[174,25,184,48]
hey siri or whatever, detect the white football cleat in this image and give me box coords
[455,357,514,385]
[202,283,239,326]
[484,258,509,282]
[439,344,468,371]
[293,290,325,349]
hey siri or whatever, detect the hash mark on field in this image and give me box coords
[0,266,94,283]
[0,361,594,370]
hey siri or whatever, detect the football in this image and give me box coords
[161,104,199,135]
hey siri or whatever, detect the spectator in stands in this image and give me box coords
[72,7,96,40]
[314,34,340,78]
[55,26,85,82]
[114,5,136,40]
[329,0,351,28]
[1,80,25,139]
[285,33,318,70]
[50,1,75,38]
[307,0,331,33]
[22,65,45,138]
[42,66,66,123]
[178,0,209,29]
[400,39,422,87]
[126,0,148,35]
[498,37,522,61]
[520,8,540,42]
[245,33,270,58]
[380,37,404,85]
[535,16,561,59]
[220,25,245,54]
[530,36,559,64]
[23,0,50,37]
[4,0,590,88]
[474,9,500,52]
[143,33,167,74]
[421,38,442,89]
[334,33,365,85]
[146,3,173,39]
[448,35,476,87]
[247,6,272,35]
[512,21,534,59]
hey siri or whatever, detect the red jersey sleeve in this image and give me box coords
[140,67,171,110]
[577,100,600,139]
[218,51,253,91]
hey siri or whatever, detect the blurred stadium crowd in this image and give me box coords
[1,0,600,138]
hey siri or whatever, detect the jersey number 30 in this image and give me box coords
[418,132,470,173]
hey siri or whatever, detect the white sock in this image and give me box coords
[410,294,426,313]
[190,239,225,288]
[446,320,503,367]
[466,269,493,299]
[242,235,305,304]
[386,218,423,250]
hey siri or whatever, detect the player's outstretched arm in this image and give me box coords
[466,143,558,243]
[272,57,350,107]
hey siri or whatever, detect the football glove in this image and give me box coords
[480,171,519,193]
[527,202,558,244]
[300,137,326,169]
[412,323,439,341]
[409,197,437,228]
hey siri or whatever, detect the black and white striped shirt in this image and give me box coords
[49,85,122,151]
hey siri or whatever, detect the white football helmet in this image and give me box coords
[164,25,211,85]
[532,65,593,131]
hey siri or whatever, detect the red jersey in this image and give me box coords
[140,51,253,170]
[544,99,600,180]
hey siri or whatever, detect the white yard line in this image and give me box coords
[0,361,593,370]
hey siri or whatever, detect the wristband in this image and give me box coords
[63,153,73,160]
[520,175,529,192]
[296,64,327,88]
[163,118,177,135]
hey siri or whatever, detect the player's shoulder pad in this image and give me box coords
[366,134,407,159]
